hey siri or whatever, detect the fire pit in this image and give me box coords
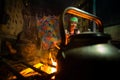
[20,57,57,79]
[0,56,57,80]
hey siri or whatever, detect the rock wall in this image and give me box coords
[104,25,120,41]
[0,0,23,36]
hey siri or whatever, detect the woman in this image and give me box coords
[65,16,80,44]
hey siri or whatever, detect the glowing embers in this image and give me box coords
[20,63,43,77]
[20,57,57,79]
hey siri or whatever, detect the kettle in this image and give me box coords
[56,7,120,80]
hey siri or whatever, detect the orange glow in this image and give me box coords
[50,57,57,73]
[67,10,102,27]
[20,63,43,77]
[40,58,57,74]
[20,55,57,79]
[63,7,103,32]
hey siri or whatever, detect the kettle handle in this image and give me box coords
[62,7,103,32]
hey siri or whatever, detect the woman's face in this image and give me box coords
[70,22,77,29]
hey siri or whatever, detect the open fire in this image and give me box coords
[5,56,57,80]
[0,49,58,80]
[0,36,59,80]
[20,57,57,78]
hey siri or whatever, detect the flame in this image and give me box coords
[40,53,57,74]
[20,63,43,77]
[50,57,57,73]
[50,57,57,79]
[20,54,57,79]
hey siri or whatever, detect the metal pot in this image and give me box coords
[56,34,120,80]
[55,7,120,80]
